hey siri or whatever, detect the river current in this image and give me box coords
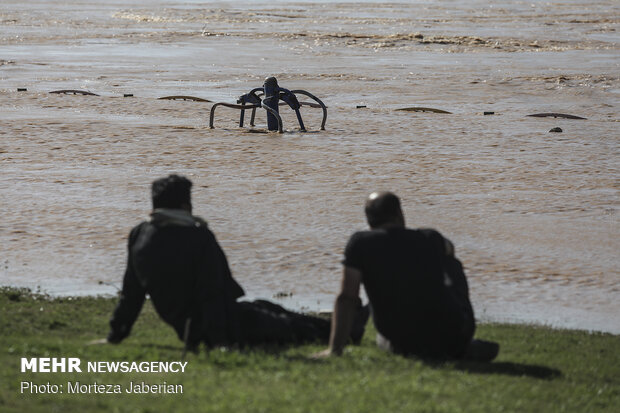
[1,0,618,333]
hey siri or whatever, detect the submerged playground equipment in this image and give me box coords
[209,77,327,133]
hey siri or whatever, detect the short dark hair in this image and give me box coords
[151,175,192,209]
[364,192,402,228]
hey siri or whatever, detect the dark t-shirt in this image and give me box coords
[343,227,474,357]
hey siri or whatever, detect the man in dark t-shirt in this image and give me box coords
[315,192,499,360]
[106,175,334,349]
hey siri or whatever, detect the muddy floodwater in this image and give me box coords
[1,0,618,333]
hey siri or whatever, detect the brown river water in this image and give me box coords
[1,0,618,333]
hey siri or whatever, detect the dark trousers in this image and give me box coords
[232,300,331,346]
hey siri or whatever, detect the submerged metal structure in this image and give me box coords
[209,77,327,133]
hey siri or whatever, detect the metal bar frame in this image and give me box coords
[290,90,327,130]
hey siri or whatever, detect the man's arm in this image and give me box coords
[107,228,147,343]
[317,266,362,357]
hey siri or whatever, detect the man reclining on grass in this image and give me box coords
[315,192,499,361]
[106,175,366,350]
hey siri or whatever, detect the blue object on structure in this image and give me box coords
[209,77,327,133]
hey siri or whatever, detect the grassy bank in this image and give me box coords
[0,287,618,413]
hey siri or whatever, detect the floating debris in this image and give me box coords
[527,113,586,120]
[484,111,495,115]
[396,107,452,114]
[98,280,121,292]
[124,93,134,97]
[549,127,563,133]
[49,89,99,96]
[273,291,294,298]
[158,95,211,102]
[17,88,27,92]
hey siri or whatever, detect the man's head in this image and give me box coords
[364,191,405,229]
[151,175,193,212]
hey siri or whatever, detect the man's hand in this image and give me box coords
[310,348,334,359]
[86,338,110,346]
[310,347,346,359]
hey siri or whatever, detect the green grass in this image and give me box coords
[1,287,618,413]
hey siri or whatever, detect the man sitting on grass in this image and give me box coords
[107,175,365,350]
[315,191,499,361]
